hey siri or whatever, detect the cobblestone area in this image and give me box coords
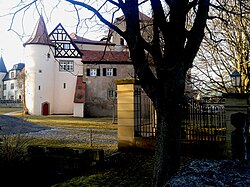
[25,127,117,144]
[0,115,117,144]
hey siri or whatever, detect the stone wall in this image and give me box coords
[27,145,104,178]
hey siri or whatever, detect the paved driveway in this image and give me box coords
[0,115,50,135]
[0,115,117,144]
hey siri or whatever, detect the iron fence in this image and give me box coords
[134,90,226,142]
[134,88,156,138]
[181,98,226,142]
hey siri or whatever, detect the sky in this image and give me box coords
[0,0,112,70]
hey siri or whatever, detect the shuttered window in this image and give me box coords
[103,68,117,76]
[86,68,100,76]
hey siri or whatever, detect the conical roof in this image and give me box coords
[0,56,7,73]
[23,16,54,47]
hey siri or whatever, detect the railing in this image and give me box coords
[134,90,226,142]
[134,88,156,138]
[181,98,226,142]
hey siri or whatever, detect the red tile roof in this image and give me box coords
[81,50,132,64]
[74,76,86,103]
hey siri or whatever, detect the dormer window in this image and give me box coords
[10,72,15,78]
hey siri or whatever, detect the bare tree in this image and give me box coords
[16,68,28,114]
[8,0,210,186]
[193,0,250,95]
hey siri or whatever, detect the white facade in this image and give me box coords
[2,64,24,101]
[53,58,83,114]
[23,17,84,116]
[24,45,55,115]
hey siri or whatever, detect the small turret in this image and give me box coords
[24,15,55,115]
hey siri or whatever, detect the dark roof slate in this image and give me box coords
[0,56,7,73]
[23,16,54,47]
[70,33,115,46]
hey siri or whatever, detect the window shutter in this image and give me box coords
[103,68,106,76]
[97,69,100,76]
[113,68,117,76]
[86,68,90,76]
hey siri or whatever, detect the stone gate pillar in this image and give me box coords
[115,79,140,150]
[224,93,249,158]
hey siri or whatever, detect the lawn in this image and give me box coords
[0,108,158,186]
[0,107,22,115]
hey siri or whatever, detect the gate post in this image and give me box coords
[115,79,140,150]
[224,93,249,158]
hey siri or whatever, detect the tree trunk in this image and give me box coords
[152,70,186,187]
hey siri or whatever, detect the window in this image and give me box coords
[11,83,14,90]
[90,69,97,76]
[10,72,15,78]
[59,60,74,72]
[63,43,70,49]
[103,68,117,76]
[86,68,100,77]
[3,84,6,90]
[120,38,125,45]
[38,86,41,90]
[10,96,14,100]
[107,90,117,98]
[63,83,66,89]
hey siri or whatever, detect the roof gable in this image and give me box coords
[49,23,82,58]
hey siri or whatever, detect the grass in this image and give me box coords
[0,108,157,186]
[0,107,22,115]
[51,151,155,187]
[13,112,117,130]
[0,107,118,155]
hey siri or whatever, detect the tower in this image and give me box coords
[23,16,55,115]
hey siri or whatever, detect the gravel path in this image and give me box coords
[0,115,117,144]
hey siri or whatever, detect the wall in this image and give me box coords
[84,64,134,117]
[53,58,83,114]
[24,45,55,115]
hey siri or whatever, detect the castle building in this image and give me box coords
[23,16,133,117]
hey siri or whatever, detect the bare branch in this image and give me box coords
[65,0,126,38]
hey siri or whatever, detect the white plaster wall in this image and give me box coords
[3,79,18,100]
[53,58,83,114]
[24,45,55,115]
[73,103,84,117]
